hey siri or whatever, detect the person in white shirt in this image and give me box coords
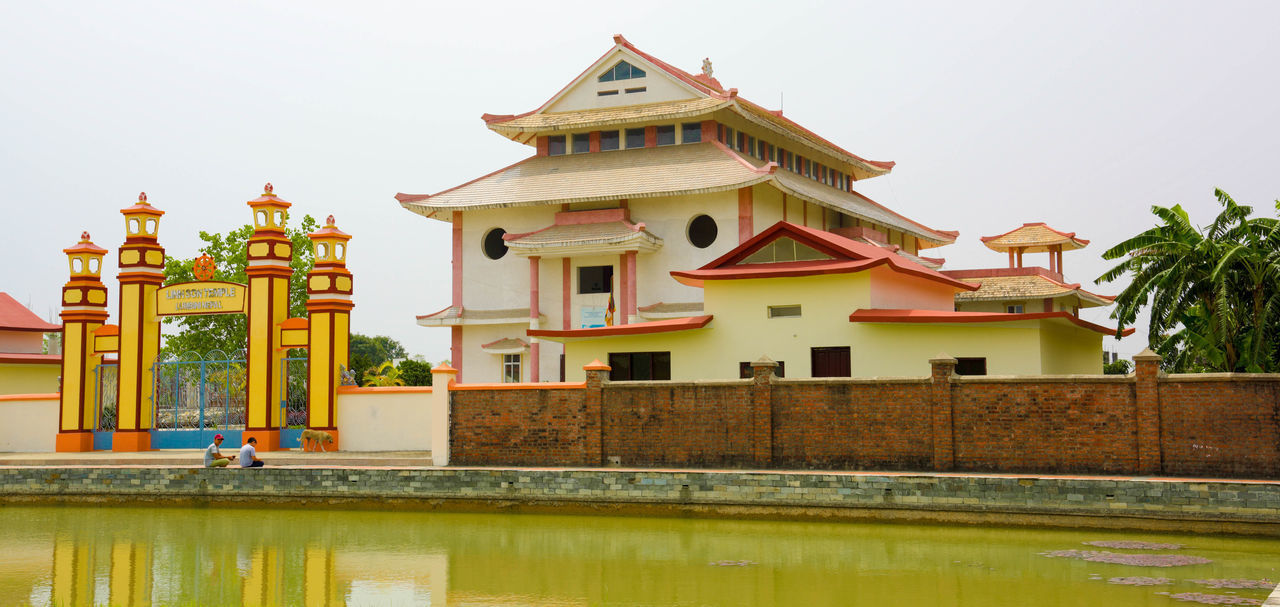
[239,437,265,468]
[203,434,236,467]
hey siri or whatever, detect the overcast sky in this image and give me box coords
[3,1,1278,362]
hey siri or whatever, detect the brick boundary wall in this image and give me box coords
[448,354,1280,479]
[2,467,1278,533]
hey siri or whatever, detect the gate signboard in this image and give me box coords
[155,281,246,316]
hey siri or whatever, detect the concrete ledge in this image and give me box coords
[2,467,1278,535]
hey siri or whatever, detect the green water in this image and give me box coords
[0,504,1275,606]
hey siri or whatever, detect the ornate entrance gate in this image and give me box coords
[92,363,118,450]
[149,352,248,449]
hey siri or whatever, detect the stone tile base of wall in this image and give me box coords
[2,468,1278,536]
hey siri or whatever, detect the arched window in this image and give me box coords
[598,60,646,83]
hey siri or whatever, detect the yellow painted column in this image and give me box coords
[244,183,294,451]
[306,215,353,448]
[115,193,165,452]
[57,232,109,452]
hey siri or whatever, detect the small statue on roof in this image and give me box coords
[264,182,274,195]
[702,58,713,78]
[81,231,90,241]
[138,192,147,203]
[326,214,336,226]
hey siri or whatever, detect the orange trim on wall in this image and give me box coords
[450,382,586,391]
[0,393,60,402]
[337,386,432,394]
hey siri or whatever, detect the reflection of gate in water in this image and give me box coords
[151,351,246,448]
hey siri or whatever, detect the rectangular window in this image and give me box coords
[811,346,851,378]
[682,122,702,143]
[502,354,522,383]
[739,361,786,378]
[1006,305,1024,314]
[571,133,591,154]
[600,130,620,151]
[625,128,645,149]
[597,89,619,96]
[955,358,987,376]
[578,265,614,294]
[768,305,802,318]
[624,86,647,94]
[747,136,756,156]
[736,132,746,152]
[547,135,566,156]
[608,352,671,381]
[655,124,676,146]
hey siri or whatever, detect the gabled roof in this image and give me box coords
[481,35,894,179]
[848,309,1134,337]
[670,222,978,290]
[504,208,662,256]
[980,223,1089,253]
[0,293,59,332]
[396,141,958,247]
[947,270,1115,308]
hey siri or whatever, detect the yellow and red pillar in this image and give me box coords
[244,184,293,450]
[306,215,353,448]
[57,233,109,452]
[114,193,165,451]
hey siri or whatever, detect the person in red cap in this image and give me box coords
[203,434,236,468]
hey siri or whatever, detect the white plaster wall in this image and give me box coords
[0,331,44,353]
[335,389,433,452]
[0,397,58,452]
[630,190,741,308]
[461,206,559,315]
[545,49,698,113]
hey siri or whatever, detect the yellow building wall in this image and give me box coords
[1039,319,1105,374]
[0,364,61,395]
[849,323,1045,377]
[867,266,959,311]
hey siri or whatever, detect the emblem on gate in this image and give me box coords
[192,254,216,281]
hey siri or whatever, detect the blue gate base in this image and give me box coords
[149,429,243,450]
[92,431,113,451]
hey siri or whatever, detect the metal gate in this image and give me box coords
[278,356,308,448]
[150,351,247,449]
[92,363,118,450]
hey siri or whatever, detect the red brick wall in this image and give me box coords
[602,384,754,467]
[447,362,1280,479]
[950,380,1138,474]
[771,382,933,469]
[1158,379,1280,477]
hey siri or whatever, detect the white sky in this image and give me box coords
[3,1,1278,362]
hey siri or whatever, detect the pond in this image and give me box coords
[0,504,1275,606]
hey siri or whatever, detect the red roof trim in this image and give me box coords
[672,259,885,286]
[480,337,528,349]
[528,315,712,338]
[848,309,1134,337]
[979,222,1090,246]
[0,352,62,364]
[415,304,457,321]
[0,293,61,332]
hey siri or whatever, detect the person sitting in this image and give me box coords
[239,437,265,468]
[203,433,236,468]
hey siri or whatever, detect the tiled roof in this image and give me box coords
[505,210,662,254]
[953,275,1114,307]
[397,143,770,213]
[0,293,59,332]
[848,309,1133,337]
[529,315,713,340]
[486,98,730,134]
[770,170,958,248]
[637,301,704,318]
[981,223,1088,253]
[416,306,543,327]
[479,338,528,353]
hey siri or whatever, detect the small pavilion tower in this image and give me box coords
[243,183,293,450]
[57,232,109,452]
[979,222,1089,278]
[306,215,353,447]
[114,192,165,451]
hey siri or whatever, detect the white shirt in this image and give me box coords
[239,443,256,467]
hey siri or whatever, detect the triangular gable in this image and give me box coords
[738,238,835,264]
[705,222,868,269]
[538,38,711,114]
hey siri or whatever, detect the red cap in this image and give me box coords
[214,434,224,440]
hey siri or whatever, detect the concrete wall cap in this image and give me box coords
[750,355,778,368]
[952,374,1132,384]
[929,353,957,364]
[1133,348,1162,362]
[583,359,612,371]
[431,363,458,374]
[1164,372,1280,383]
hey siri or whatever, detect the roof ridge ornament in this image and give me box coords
[701,58,713,78]
[80,231,91,242]
[264,182,274,195]
[138,192,147,204]
[326,214,336,226]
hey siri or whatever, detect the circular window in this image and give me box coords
[687,215,718,249]
[483,228,509,260]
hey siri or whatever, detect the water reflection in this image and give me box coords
[0,504,1274,606]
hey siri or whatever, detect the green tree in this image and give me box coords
[1102,359,1132,375]
[161,214,318,359]
[349,334,406,368]
[398,358,433,386]
[1097,190,1280,372]
[362,361,405,387]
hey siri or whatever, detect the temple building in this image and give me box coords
[399,36,1127,382]
[0,292,61,394]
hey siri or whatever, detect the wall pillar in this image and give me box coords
[57,233,109,452]
[529,256,540,381]
[749,356,778,468]
[1133,348,1163,475]
[624,251,637,324]
[114,193,165,452]
[583,359,610,466]
[928,354,957,471]
[1016,248,1024,268]
[430,363,457,466]
[306,215,354,450]
[561,258,571,329]
[738,187,753,243]
[451,211,463,380]
[243,184,293,451]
